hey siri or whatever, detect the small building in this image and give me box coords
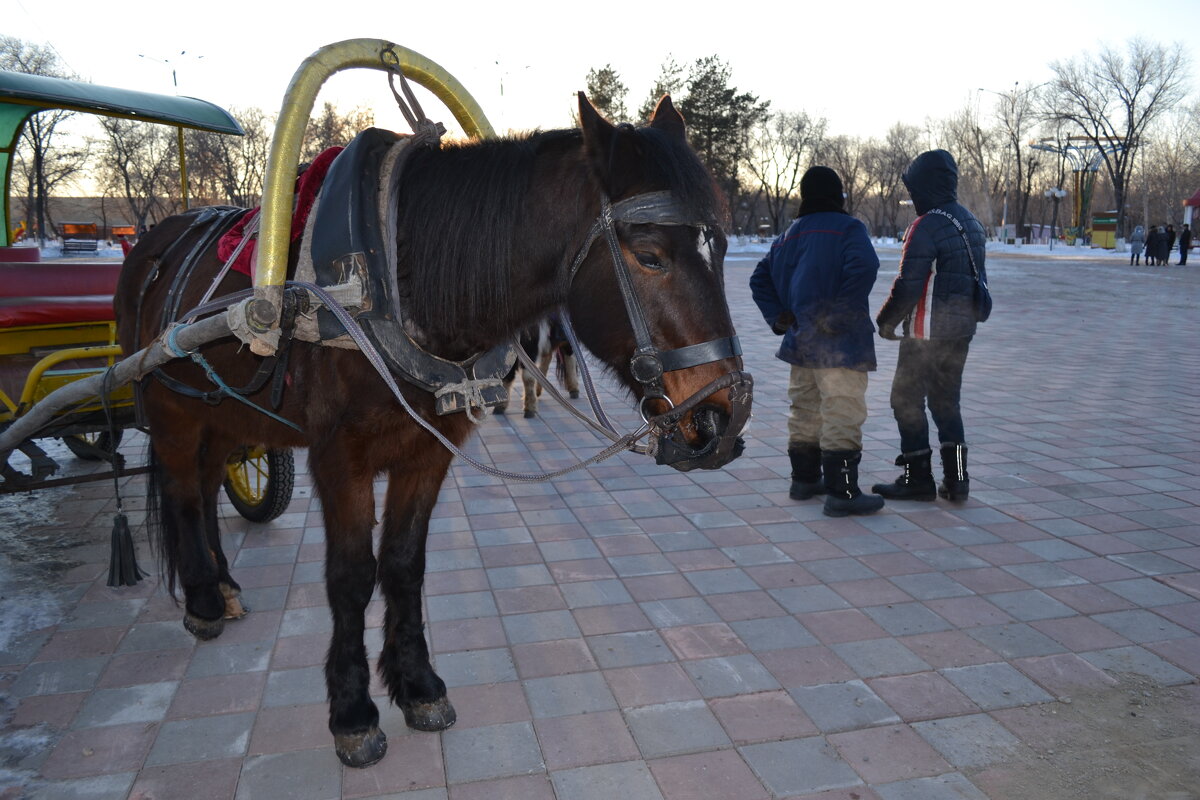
[1091,212,1117,249]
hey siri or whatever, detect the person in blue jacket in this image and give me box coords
[750,166,884,517]
[873,149,987,502]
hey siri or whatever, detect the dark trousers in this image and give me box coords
[890,336,972,453]
[1181,245,1189,265]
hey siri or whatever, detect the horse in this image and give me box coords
[495,313,579,418]
[114,93,750,768]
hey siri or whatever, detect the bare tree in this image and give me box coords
[187,106,271,208]
[991,83,1046,241]
[301,102,374,163]
[862,124,922,238]
[819,134,868,218]
[938,103,1002,233]
[1136,101,1200,229]
[94,117,179,233]
[1046,38,1190,238]
[743,111,827,233]
[0,35,89,244]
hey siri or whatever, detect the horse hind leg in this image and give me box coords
[149,442,230,641]
[377,464,456,733]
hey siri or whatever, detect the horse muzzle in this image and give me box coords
[647,371,752,472]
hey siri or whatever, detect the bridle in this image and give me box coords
[559,189,753,469]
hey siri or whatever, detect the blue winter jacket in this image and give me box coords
[876,150,987,339]
[749,211,879,371]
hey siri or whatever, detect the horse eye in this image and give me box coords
[635,252,665,270]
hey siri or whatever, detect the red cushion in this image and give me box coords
[0,263,122,298]
[0,296,115,328]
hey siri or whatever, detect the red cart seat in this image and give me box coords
[0,263,122,329]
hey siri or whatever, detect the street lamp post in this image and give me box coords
[1044,188,1067,250]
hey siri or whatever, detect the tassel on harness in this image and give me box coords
[102,367,147,587]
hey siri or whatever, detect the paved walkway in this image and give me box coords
[2,246,1198,799]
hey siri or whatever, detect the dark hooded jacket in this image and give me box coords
[749,210,879,371]
[876,149,987,339]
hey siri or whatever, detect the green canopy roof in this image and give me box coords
[1,70,243,247]
[0,70,243,134]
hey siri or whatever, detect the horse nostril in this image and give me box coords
[693,406,728,443]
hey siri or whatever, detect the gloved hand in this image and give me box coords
[771,311,795,336]
[877,322,901,340]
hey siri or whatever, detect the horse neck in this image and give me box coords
[398,135,600,357]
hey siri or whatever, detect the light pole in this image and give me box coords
[137,51,204,92]
[1044,188,1067,250]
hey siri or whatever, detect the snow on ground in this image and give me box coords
[12,236,1138,262]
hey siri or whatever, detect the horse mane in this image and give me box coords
[396,123,725,340]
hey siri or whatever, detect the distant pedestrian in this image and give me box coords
[1165,225,1177,266]
[750,166,885,517]
[874,149,987,504]
[1129,225,1144,265]
[1146,226,1161,265]
[1180,224,1192,265]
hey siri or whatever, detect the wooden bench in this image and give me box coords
[62,238,100,254]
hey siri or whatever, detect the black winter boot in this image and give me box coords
[938,443,969,501]
[787,443,824,500]
[871,449,937,501]
[822,450,884,517]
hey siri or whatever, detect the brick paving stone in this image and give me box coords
[40,721,158,780]
[624,700,732,758]
[145,712,254,766]
[1027,615,1132,652]
[789,680,901,732]
[740,737,863,796]
[759,645,857,687]
[236,749,344,800]
[1092,609,1194,643]
[442,721,543,784]
[512,636,597,679]
[11,692,86,729]
[550,761,664,800]
[603,662,703,708]
[661,622,747,660]
[524,671,617,718]
[830,638,931,679]
[1082,645,1196,685]
[434,648,517,688]
[682,654,780,698]
[186,641,272,679]
[493,585,567,614]
[873,772,989,800]
[966,622,1068,658]
[639,597,720,627]
[128,758,242,800]
[863,603,954,636]
[648,749,770,800]
[798,609,889,644]
[941,663,1054,710]
[572,603,653,635]
[248,703,332,754]
[534,710,639,769]
[706,590,787,622]
[27,773,137,800]
[867,672,979,721]
[730,616,819,651]
[911,713,1023,769]
[98,649,190,688]
[429,616,508,653]
[72,681,175,728]
[828,723,952,784]
[587,630,675,669]
[708,690,819,744]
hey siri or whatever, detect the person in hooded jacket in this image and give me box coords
[873,150,987,502]
[750,166,884,517]
[1128,225,1145,266]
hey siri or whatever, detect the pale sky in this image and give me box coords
[8,0,1199,140]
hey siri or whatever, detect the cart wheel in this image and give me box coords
[224,447,295,523]
[63,430,124,461]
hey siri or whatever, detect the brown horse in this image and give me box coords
[115,93,750,767]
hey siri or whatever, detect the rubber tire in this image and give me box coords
[63,430,124,461]
[224,448,295,523]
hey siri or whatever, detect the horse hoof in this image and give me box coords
[569,390,580,399]
[334,727,388,768]
[183,612,225,641]
[403,697,457,732]
[523,409,536,419]
[494,405,507,415]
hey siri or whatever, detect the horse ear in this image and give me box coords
[649,95,686,141]
[578,91,618,183]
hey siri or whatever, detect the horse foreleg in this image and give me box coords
[311,455,385,768]
[201,457,248,620]
[522,363,539,418]
[377,463,456,733]
[561,347,580,398]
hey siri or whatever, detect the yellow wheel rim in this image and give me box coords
[226,446,269,505]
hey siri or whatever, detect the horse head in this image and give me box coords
[566,93,752,472]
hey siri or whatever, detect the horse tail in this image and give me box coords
[144,448,180,600]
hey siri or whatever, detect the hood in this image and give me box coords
[903,149,958,214]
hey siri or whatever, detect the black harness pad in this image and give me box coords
[309,128,514,415]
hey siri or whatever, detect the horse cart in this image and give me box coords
[0,70,294,522]
[0,39,752,769]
